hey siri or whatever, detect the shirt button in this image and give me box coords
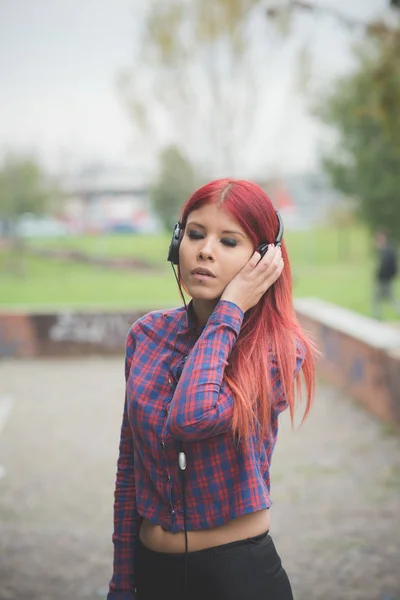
[160,440,165,449]
[170,509,175,517]
[168,378,172,385]
[165,473,171,482]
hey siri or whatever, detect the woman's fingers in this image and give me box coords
[246,247,284,285]
[257,246,284,289]
[221,245,284,311]
[248,250,263,269]
[256,246,282,272]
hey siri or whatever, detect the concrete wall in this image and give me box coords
[1,299,400,426]
[294,298,400,426]
[0,310,146,358]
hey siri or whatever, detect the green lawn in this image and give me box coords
[28,232,171,265]
[26,226,369,266]
[1,226,400,319]
[0,252,180,310]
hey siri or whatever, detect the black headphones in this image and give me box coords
[167,210,284,265]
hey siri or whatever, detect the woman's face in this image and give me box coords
[179,202,254,302]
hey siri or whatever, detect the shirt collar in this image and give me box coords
[176,300,204,338]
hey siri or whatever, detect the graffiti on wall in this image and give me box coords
[48,313,136,349]
[319,324,366,384]
[320,325,341,366]
[349,355,365,384]
[0,311,147,358]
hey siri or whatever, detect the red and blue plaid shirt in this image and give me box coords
[108,300,304,599]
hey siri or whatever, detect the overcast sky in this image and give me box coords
[0,0,390,180]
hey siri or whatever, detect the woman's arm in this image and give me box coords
[166,300,244,441]
[107,329,142,600]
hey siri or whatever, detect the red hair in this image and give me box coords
[179,179,317,444]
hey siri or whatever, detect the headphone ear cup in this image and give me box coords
[167,222,182,265]
[168,240,180,265]
[256,243,269,259]
[255,211,283,263]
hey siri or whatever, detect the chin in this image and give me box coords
[186,285,221,302]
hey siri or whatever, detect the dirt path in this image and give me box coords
[0,359,399,600]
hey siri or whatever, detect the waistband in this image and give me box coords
[136,529,270,559]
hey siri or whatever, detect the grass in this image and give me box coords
[28,232,171,264]
[0,252,180,309]
[1,225,400,318]
[26,227,366,266]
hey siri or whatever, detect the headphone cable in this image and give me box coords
[179,442,189,589]
[171,263,189,589]
[171,263,188,314]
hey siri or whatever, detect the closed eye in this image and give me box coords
[187,230,238,247]
[187,230,204,240]
[221,238,237,247]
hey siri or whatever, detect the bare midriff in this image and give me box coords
[139,508,270,554]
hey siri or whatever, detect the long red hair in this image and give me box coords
[179,178,317,443]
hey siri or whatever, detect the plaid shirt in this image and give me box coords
[108,300,304,599]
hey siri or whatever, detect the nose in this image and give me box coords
[197,238,215,261]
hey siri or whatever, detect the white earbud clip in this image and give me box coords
[178,451,187,470]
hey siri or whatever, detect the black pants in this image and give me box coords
[135,530,294,600]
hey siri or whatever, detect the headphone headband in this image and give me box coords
[275,210,284,245]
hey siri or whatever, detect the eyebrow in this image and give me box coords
[187,221,245,238]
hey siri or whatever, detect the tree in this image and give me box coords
[266,1,400,34]
[150,145,197,230]
[120,0,276,178]
[122,1,399,177]
[262,1,400,240]
[0,154,57,219]
[0,154,61,252]
[124,1,400,236]
[316,31,400,241]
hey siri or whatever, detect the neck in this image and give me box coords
[192,298,219,327]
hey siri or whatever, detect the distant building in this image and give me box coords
[12,166,340,239]
[62,163,162,234]
[61,165,338,235]
[259,172,341,230]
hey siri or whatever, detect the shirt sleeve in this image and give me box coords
[166,299,244,441]
[107,328,142,600]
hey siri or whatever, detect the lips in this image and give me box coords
[191,267,216,278]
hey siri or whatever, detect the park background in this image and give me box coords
[1,1,400,600]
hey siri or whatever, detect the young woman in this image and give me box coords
[107,179,316,600]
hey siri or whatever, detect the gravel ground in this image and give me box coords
[0,358,399,600]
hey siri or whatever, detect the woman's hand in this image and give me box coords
[220,245,284,313]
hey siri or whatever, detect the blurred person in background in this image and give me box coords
[107,179,317,600]
[372,228,400,320]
